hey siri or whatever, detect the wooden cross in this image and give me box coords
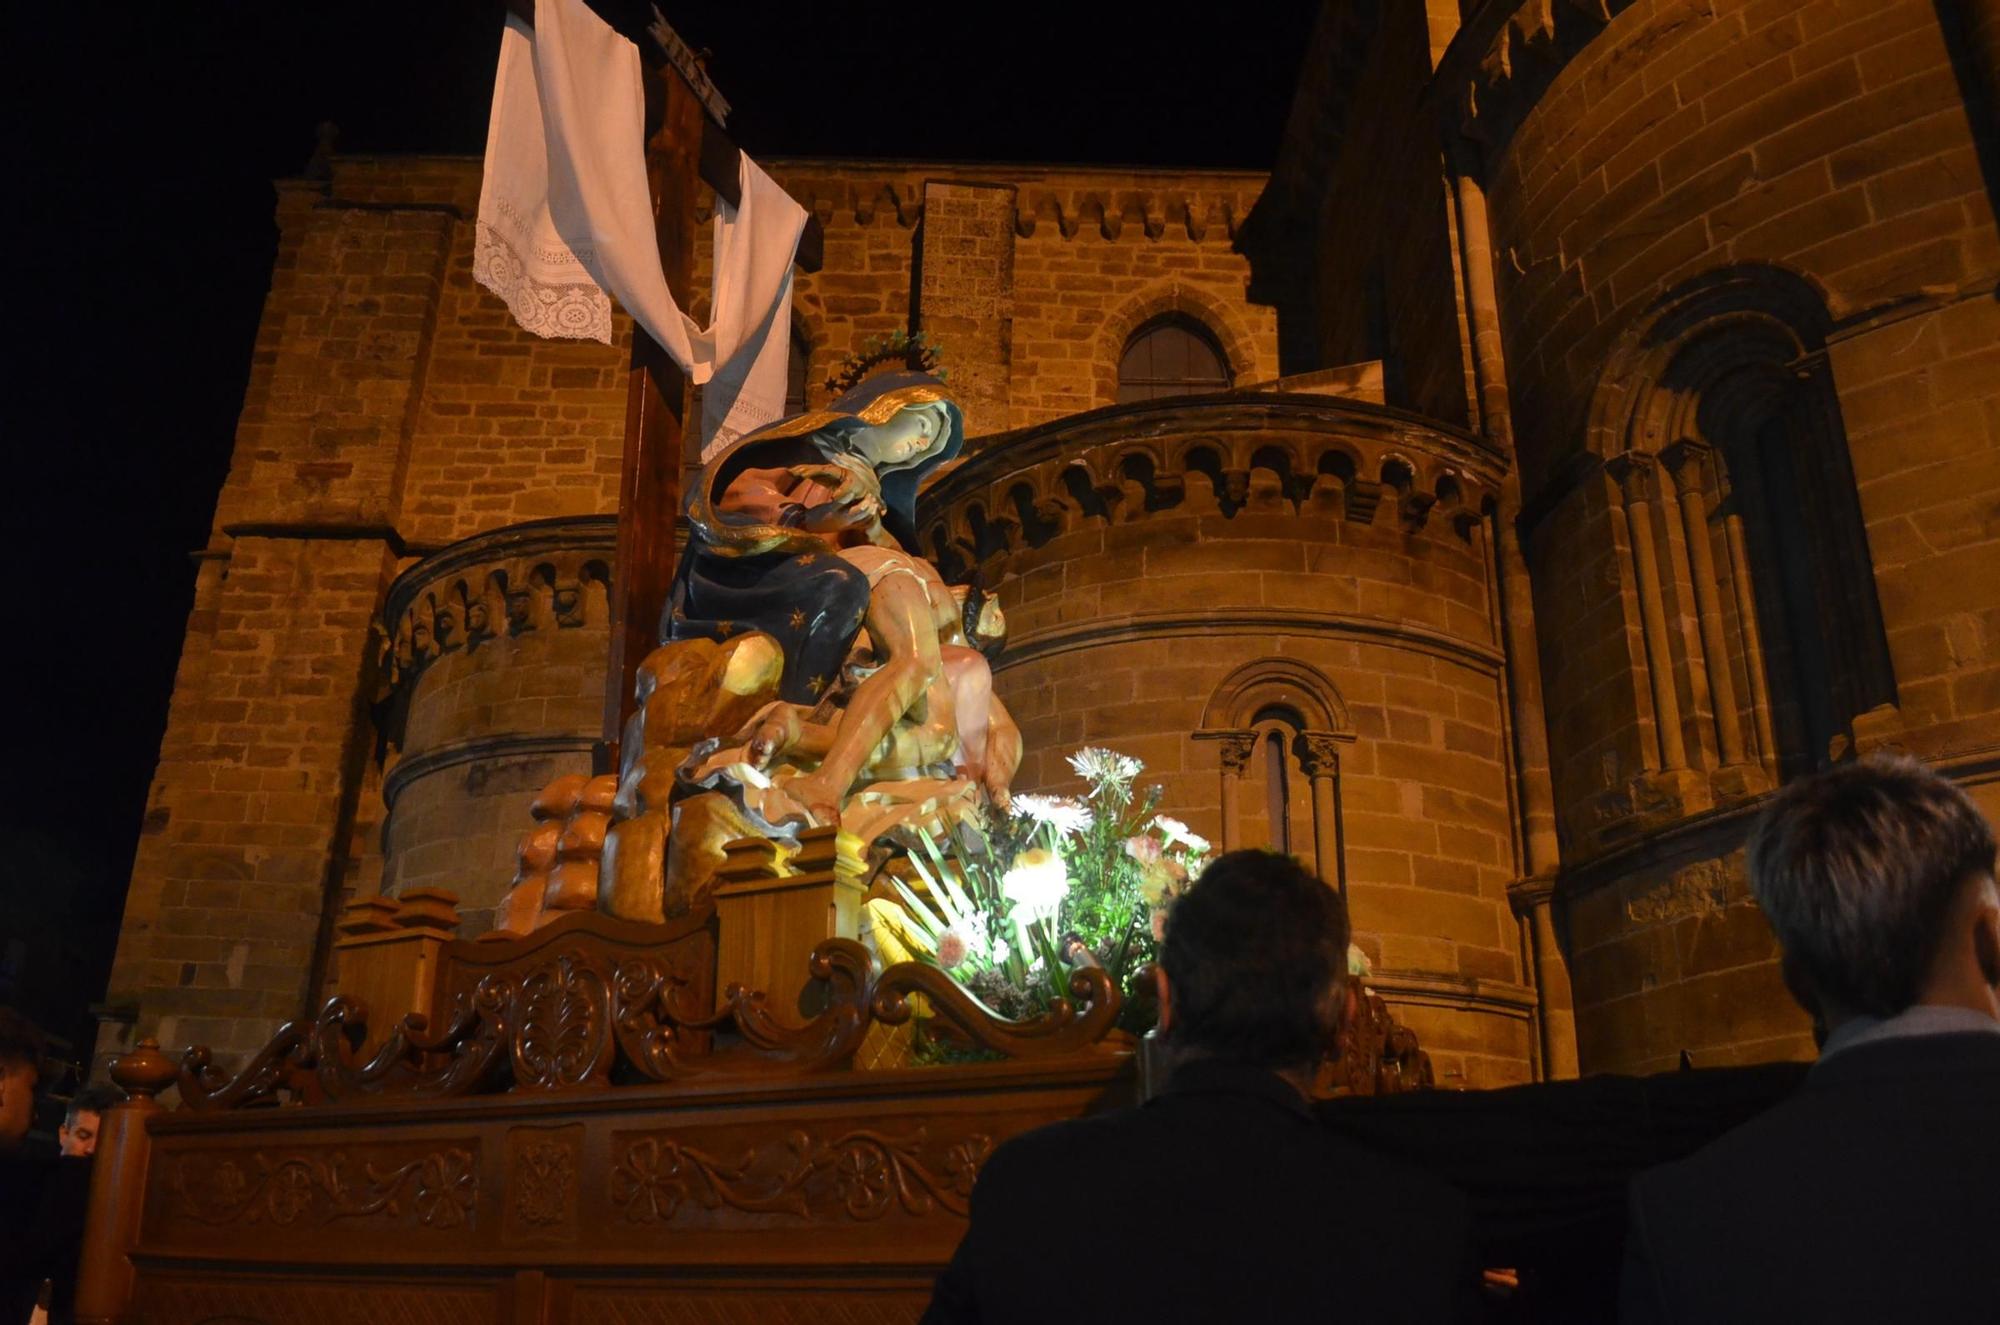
[503,3,825,762]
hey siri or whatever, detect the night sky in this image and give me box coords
[6,2,1313,1058]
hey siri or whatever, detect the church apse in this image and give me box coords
[920,391,1544,1087]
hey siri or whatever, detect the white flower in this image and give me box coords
[1001,846,1070,922]
[1151,815,1210,854]
[960,912,992,949]
[1010,793,1094,836]
[1066,746,1142,787]
[1347,943,1373,980]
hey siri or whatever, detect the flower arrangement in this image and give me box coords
[865,746,1209,1035]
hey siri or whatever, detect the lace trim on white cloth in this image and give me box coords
[474,0,805,448]
[473,220,612,344]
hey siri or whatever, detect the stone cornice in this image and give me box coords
[917,393,1506,585]
[377,516,618,760]
[1368,970,1540,1020]
[384,516,617,629]
[714,163,1268,242]
[994,609,1505,679]
[382,733,599,810]
[1554,743,2000,901]
[1429,0,1643,170]
[926,392,1502,509]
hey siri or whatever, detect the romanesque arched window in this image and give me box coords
[1595,267,1896,783]
[1195,659,1353,887]
[1116,314,1231,403]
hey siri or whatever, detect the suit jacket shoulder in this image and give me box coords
[928,1069,1477,1325]
[1623,1032,2000,1324]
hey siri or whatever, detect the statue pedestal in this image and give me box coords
[713,826,864,1017]
[329,887,460,1055]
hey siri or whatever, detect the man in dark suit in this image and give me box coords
[923,851,1478,1324]
[1,1006,55,1325]
[1621,754,2000,1324]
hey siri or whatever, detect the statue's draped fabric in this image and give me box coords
[474,0,806,450]
[667,374,966,705]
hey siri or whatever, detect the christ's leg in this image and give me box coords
[943,645,1020,807]
[782,572,942,824]
[981,692,1022,807]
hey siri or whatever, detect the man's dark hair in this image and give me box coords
[65,1084,120,1127]
[1160,850,1350,1069]
[1748,754,1997,1018]
[0,1005,47,1081]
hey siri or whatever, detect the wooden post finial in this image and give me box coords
[106,1037,178,1103]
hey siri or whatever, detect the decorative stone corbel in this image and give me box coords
[1182,198,1209,243]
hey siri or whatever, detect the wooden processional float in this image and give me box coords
[76,827,1429,1324]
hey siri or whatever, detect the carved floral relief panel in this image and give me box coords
[606,1123,993,1229]
[153,1139,482,1246]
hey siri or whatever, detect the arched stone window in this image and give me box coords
[1593,266,1896,784]
[1116,314,1231,403]
[1195,659,1354,886]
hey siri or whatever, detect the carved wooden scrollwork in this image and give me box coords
[871,961,1123,1061]
[179,1022,317,1111]
[171,1146,477,1229]
[1333,989,1435,1096]
[177,928,1125,1111]
[607,1124,995,1227]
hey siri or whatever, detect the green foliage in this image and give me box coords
[882,746,1209,1036]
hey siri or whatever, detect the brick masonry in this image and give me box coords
[99,154,1286,1066]
[1432,0,2000,1073]
[104,2,1998,1083]
[921,394,1538,1087]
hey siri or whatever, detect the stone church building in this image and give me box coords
[103,0,2000,1092]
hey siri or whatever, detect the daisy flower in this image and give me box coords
[1067,746,1143,787]
[1010,793,1094,836]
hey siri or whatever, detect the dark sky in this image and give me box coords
[6,2,1313,1056]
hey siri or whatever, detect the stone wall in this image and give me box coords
[921,395,1543,1088]
[104,537,392,1064]
[1475,0,1997,496]
[111,5,1995,1082]
[101,169,456,1063]
[374,517,616,935]
[1305,0,1475,426]
[1431,0,2000,1074]
[324,159,634,550]
[698,162,1279,434]
[102,152,1285,1063]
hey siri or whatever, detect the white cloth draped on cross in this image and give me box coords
[474,0,806,456]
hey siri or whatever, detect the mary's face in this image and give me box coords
[851,404,946,471]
